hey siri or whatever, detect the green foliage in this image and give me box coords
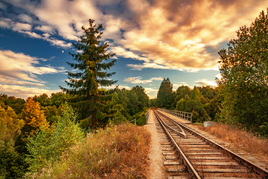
[26,102,84,175]
[174,86,191,107]
[104,92,128,125]
[197,86,216,101]
[259,122,268,137]
[60,19,117,130]
[150,98,156,107]
[156,78,211,123]
[103,86,149,126]
[156,78,175,108]
[134,109,148,126]
[42,105,60,125]
[131,86,149,111]
[217,9,268,134]
[0,94,25,114]
[51,92,71,107]
[33,93,51,107]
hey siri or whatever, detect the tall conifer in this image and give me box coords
[60,19,117,129]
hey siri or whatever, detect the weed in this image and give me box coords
[32,124,151,178]
[197,123,268,160]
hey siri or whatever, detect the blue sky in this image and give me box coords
[0,0,267,99]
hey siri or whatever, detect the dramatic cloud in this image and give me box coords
[124,76,163,84]
[0,50,65,98]
[0,0,267,71]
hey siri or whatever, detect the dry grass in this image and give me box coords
[35,123,151,179]
[197,123,268,159]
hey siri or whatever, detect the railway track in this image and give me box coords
[153,109,268,179]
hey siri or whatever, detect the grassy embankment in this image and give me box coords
[32,124,151,178]
[197,123,268,163]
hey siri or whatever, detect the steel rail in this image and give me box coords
[159,114,187,138]
[153,110,202,179]
[157,109,268,178]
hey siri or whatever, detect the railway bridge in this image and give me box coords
[145,108,268,179]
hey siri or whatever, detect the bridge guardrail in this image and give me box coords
[158,108,193,122]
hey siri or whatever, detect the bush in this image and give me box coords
[135,108,148,126]
[25,102,84,176]
[33,124,150,178]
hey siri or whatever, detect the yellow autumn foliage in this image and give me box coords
[21,98,49,136]
[0,105,24,142]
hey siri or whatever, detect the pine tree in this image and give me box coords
[60,19,117,129]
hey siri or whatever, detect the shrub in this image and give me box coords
[25,102,84,175]
[35,124,150,178]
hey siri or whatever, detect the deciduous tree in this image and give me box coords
[156,78,174,108]
[217,9,268,134]
[21,98,48,137]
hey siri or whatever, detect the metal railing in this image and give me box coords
[158,108,193,122]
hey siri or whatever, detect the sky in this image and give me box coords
[0,0,267,99]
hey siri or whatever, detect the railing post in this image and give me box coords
[157,108,193,123]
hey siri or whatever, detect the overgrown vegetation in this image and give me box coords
[198,123,268,160]
[25,103,84,175]
[30,124,150,179]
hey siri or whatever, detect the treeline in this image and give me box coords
[154,78,220,123]
[155,9,268,138]
[0,85,149,178]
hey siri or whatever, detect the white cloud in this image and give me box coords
[0,84,60,99]
[35,25,54,33]
[110,46,149,62]
[12,22,32,31]
[144,87,158,99]
[215,73,222,80]
[124,76,163,84]
[0,50,65,85]
[18,14,32,23]
[195,79,217,87]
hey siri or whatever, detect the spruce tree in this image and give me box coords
[60,19,117,129]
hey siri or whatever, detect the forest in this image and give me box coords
[1,9,268,178]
